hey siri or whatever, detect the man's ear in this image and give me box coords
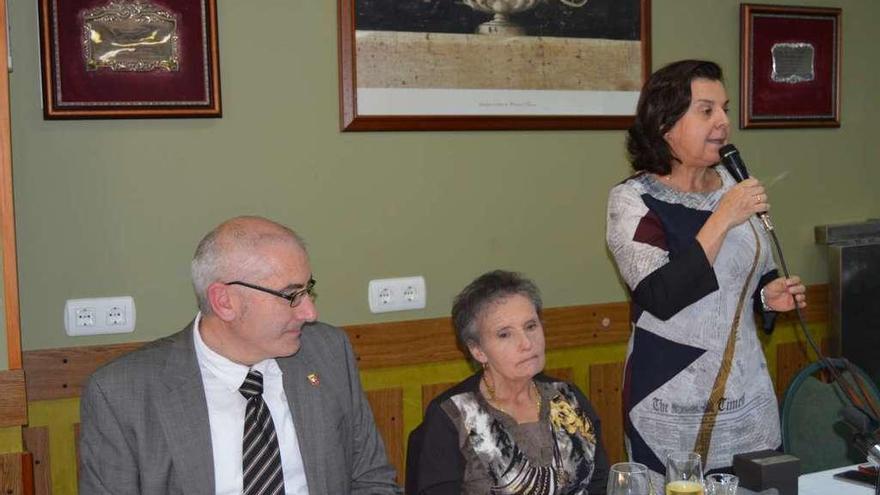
[207,282,237,321]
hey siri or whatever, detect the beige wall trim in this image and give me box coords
[0,0,22,370]
[23,284,827,402]
[0,368,27,426]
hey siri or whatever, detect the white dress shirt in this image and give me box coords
[193,313,310,494]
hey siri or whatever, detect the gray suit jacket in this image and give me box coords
[78,321,402,495]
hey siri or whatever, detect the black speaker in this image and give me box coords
[816,220,880,387]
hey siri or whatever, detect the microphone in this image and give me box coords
[719,144,775,232]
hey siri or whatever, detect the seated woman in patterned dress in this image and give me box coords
[409,270,609,495]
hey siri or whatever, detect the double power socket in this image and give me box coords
[64,296,136,336]
[368,276,426,313]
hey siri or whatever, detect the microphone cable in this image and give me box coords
[719,143,880,421]
[765,223,880,422]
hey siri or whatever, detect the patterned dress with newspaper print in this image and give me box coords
[605,166,781,484]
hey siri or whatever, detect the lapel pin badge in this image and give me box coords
[307,373,320,387]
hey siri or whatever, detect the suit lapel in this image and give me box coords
[280,350,328,494]
[155,325,216,494]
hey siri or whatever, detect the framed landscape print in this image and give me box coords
[338,0,651,131]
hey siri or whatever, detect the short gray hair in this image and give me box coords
[191,216,306,314]
[451,270,543,349]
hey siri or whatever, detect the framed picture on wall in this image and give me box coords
[740,4,841,129]
[338,0,651,131]
[38,0,222,119]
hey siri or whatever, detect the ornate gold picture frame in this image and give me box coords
[38,0,222,119]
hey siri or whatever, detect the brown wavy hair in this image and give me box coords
[626,60,724,174]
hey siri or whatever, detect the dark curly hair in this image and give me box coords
[626,60,724,174]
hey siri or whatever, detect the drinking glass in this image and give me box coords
[665,452,704,495]
[607,462,654,495]
[705,473,738,495]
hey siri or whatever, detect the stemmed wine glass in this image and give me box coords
[607,462,654,495]
[665,452,704,495]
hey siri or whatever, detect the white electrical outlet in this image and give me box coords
[64,296,136,336]
[368,276,426,313]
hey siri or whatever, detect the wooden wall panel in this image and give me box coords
[542,304,631,351]
[590,362,625,464]
[545,367,574,383]
[0,452,33,495]
[421,382,456,414]
[775,338,831,401]
[23,343,143,401]
[345,318,461,369]
[365,388,404,484]
[345,301,633,369]
[22,427,51,495]
[0,369,27,426]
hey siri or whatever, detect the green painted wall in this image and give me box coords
[4,0,879,352]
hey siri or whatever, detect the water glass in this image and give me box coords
[705,473,738,495]
[665,452,704,495]
[607,462,653,495]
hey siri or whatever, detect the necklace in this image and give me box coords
[482,373,542,417]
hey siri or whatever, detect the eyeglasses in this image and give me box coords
[225,277,316,308]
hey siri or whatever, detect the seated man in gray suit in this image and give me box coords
[79,216,402,495]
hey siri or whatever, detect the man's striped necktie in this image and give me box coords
[240,369,285,495]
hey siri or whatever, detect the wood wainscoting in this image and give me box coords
[0,451,34,495]
[20,284,829,492]
[0,369,27,427]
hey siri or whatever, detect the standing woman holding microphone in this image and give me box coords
[605,60,807,484]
